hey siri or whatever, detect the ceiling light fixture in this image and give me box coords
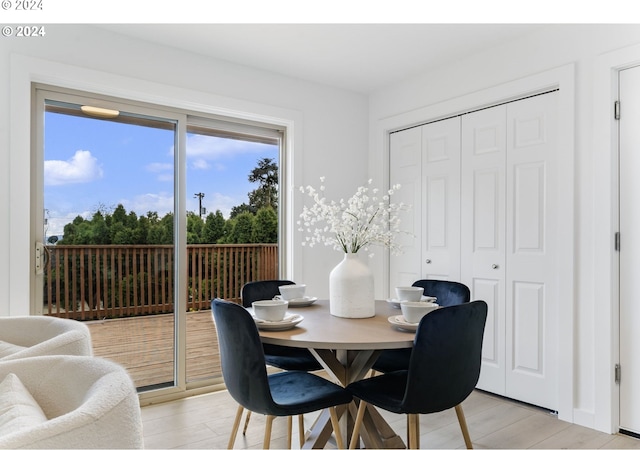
[80,105,120,119]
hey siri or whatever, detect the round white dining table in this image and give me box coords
[257,299,415,449]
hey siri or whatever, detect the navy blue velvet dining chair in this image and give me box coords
[348,300,487,449]
[372,279,471,374]
[239,280,324,436]
[211,298,352,449]
[241,280,323,372]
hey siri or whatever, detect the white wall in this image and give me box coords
[367,24,640,433]
[0,24,369,315]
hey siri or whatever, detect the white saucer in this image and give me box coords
[387,296,437,309]
[388,315,419,332]
[386,298,402,308]
[286,296,318,307]
[252,313,304,331]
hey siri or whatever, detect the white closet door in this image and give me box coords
[389,127,423,290]
[461,104,507,395]
[619,66,640,433]
[505,92,558,410]
[422,117,461,280]
[391,92,559,411]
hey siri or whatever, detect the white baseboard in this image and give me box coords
[572,408,596,430]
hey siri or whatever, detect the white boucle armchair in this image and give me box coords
[0,355,143,449]
[0,316,93,360]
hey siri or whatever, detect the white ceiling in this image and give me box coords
[99,24,547,94]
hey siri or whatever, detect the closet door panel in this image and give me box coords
[422,117,461,280]
[461,104,507,394]
[472,276,505,394]
[505,92,558,410]
[389,127,423,289]
[512,281,544,372]
[473,169,501,250]
[513,162,545,251]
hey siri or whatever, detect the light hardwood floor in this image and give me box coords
[141,389,640,449]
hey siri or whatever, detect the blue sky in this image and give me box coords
[44,111,278,238]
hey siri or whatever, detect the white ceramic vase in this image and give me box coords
[329,253,375,318]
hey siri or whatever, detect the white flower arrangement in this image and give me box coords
[298,177,410,256]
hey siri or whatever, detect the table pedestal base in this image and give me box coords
[302,402,405,449]
[300,348,406,449]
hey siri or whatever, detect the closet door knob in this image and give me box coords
[491,264,499,269]
[425,259,432,264]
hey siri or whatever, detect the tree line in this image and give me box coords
[57,157,279,245]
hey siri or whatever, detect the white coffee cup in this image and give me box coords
[395,286,424,301]
[278,284,306,301]
[253,299,289,322]
[400,301,438,324]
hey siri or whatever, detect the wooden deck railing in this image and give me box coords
[43,244,278,321]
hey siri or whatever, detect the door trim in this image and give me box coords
[373,63,575,424]
[594,42,640,434]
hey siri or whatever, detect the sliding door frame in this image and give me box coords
[11,54,300,404]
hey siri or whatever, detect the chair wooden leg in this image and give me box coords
[407,414,419,449]
[349,401,368,450]
[263,415,275,450]
[406,415,410,447]
[242,410,252,434]
[455,404,473,449]
[298,415,305,447]
[287,416,293,449]
[329,407,345,449]
[228,405,244,449]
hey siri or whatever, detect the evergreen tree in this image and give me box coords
[203,210,226,243]
[232,212,255,243]
[229,203,254,219]
[187,212,205,244]
[218,219,236,244]
[248,157,278,210]
[253,206,278,243]
[90,211,110,244]
[158,213,174,244]
[134,215,150,244]
[111,204,128,225]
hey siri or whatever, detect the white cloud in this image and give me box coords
[146,162,172,172]
[122,192,175,217]
[45,209,92,238]
[186,134,274,165]
[145,162,173,182]
[191,159,210,170]
[44,150,104,186]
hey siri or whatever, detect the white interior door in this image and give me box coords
[389,127,423,290]
[422,117,461,280]
[461,104,507,395]
[619,65,640,434]
[504,92,559,410]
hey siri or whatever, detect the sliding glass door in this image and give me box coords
[37,91,182,392]
[184,121,280,385]
[33,85,284,397]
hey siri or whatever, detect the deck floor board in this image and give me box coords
[85,310,221,388]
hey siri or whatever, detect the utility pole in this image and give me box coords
[194,192,205,218]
